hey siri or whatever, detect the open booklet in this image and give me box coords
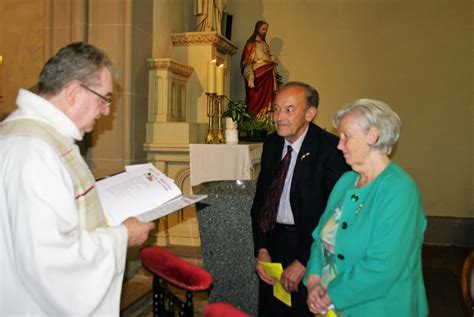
[96,163,207,226]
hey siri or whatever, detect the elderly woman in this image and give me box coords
[305,99,428,316]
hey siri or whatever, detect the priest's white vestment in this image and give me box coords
[0,89,128,316]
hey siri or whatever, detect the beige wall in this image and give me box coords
[152,0,195,57]
[131,0,154,165]
[0,0,191,177]
[0,0,472,218]
[0,0,46,117]
[225,0,473,218]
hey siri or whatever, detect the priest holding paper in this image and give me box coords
[0,42,155,316]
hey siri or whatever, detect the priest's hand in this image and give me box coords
[123,217,155,247]
[256,248,275,285]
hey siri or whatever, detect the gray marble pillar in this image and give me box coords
[193,180,258,316]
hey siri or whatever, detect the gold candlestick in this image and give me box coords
[215,95,225,143]
[205,93,217,144]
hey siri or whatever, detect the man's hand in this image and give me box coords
[248,74,255,88]
[122,217,155,247]
[280,259,306,293]
[255,248,275,285]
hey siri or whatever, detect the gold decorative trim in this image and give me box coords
[0,55,3,102]
[144,143,192,152]
[171,32,238,56]
[147,58,194,78]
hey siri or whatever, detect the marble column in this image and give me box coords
[193,180,258,316]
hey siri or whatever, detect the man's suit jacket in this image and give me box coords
[251,123,349,266]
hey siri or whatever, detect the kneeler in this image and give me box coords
[140,246,249,317]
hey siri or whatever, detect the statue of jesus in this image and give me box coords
[240,20,277,118]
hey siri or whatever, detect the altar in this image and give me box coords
[189,143,263,187]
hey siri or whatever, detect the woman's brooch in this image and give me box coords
[350,194,364,214]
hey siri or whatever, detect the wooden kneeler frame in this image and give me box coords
[140,246,249,317]
[141,246,213,316]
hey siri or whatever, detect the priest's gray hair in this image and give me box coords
[333,98,401,155]
[38,42,117,97]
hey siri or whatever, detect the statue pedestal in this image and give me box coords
[171,32,238,124]
[145,58,198,246]
[144,33,238,247]
[193,180,258,316]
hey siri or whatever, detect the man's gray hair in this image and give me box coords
[333,98,401,155]
[38,42,116,97]
[279,81,320,109]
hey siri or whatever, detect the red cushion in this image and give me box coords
[140,246,213,291]
[204,302,249,317]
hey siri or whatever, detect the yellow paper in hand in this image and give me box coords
[325,310,337,317]
[258,261,292,307]
[322,304,337,317]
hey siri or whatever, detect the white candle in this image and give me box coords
[207,59,216,93]
[216,64,224,96]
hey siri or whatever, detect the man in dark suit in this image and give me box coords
[251,81,349,316]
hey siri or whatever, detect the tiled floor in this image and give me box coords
[422,244,470,316]
[121,244,471,316]
[121,273,209,317]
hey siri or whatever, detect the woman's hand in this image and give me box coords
[306,274,333,314]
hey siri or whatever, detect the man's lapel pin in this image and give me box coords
[300,152,311,161]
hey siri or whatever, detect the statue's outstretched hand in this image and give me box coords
[248,74,255,88]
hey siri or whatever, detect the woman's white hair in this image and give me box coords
[333,98,401,155]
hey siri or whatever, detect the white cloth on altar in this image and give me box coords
[189,143,263,187]
[0,89,128,316]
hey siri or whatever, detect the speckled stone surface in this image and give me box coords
[194,180,259,316]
